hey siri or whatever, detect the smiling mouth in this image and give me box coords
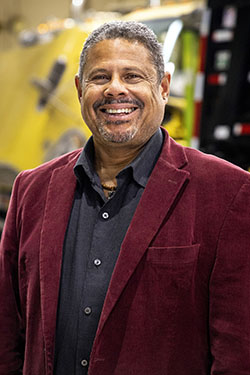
[100,107,137,115]
[94,98,143,118]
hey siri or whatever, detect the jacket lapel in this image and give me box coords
[39,153,79,364]
[95,133,190,338]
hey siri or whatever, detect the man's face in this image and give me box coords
[76,38,170,148]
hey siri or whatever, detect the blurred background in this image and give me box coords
[0,0,250,235]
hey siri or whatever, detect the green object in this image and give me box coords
[182,30,198,145]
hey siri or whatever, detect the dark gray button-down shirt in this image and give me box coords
[54,128,164,375]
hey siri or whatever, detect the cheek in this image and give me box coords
[150,85,162,104]
[81,100,92,126]
[83,87,102,113]
[148,92,165,125]
[141,82,161,107]
[81,91,94,116]
[145,88,164,116]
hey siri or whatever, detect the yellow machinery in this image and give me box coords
[0,23,90,172]
[0,21,92,232]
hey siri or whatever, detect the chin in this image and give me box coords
[98,124,138,144]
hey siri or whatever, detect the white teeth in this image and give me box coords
[105,108,134,114]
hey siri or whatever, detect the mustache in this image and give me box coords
[93,98,144,111]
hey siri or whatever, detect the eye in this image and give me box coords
[125,73,142,82]
[91,74,110,84]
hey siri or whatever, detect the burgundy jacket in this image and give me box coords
[1,129,250,375]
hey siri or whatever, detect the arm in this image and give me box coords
[0,174,24,374]
[209,179,250,374]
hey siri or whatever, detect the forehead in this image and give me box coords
[83,38,155,75]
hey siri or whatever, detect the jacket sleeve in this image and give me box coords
[0,173,24,374]
[209,178,250,374]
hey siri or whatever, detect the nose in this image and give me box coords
[104,77,129,97]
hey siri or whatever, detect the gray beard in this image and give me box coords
[97,121,139,143]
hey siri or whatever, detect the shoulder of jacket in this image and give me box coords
[20,149,81,176]
[182,146,250,192]
[15,149,82,190]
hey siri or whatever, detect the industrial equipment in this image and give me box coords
[194,0,250,170]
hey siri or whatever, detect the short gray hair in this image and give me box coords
[78,21,165,84]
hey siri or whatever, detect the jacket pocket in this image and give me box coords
[144,245,200,294]
[146,244,200,265]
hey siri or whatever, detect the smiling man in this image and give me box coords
[1,21,250,375]
[76,37,169,148]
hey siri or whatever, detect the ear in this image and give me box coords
[75,75,82,102]
[160,72,171,103]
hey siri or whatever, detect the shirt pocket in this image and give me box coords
[144,244,200,295]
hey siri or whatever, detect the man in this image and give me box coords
[0,21,250,375]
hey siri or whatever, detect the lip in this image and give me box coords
[97,102,140,122]
[94,98,144,112]
[99,103,137,110]
[98,106,139,122]
[94,97,144,123]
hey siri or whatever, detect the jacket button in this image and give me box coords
[81,359,88,367]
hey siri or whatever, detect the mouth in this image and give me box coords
[98,105,140,123]
[100,107,138,115]
[94,99,143,122]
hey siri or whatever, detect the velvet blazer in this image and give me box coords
[1,129,250,375]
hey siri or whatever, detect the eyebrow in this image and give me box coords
[86,66,147,78]
[88,68,108,76]
[122,67,144,73]
[83,69,108,81]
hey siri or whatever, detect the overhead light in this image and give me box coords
[149,0,161,6]
[72,0,84,7]
[163,19,183,65]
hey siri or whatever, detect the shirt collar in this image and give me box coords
[123,128,163,187]
[74,137,98,187]
[74,128,164,188]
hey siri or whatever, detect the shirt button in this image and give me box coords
[94,258,102,266]
[102,212,109,219]
[84,306,92,315]
[81,359,88,367]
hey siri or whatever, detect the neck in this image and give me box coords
[93,140,145,185]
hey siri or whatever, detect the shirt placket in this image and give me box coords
[75,192,120,373]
